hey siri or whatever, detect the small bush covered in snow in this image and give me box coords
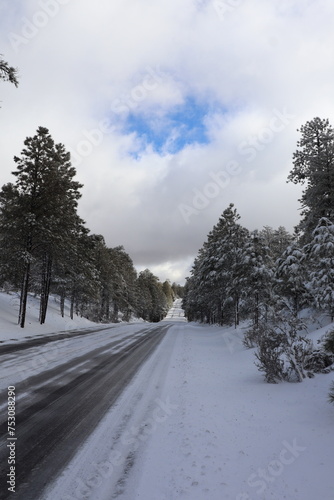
[243,325,262,348]
[304,350,334,374]
[254,323,286,383]
[254,314,314,383]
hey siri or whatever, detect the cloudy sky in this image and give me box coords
[1,0,334,283]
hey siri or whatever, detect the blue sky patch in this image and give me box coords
[123,96,215,155]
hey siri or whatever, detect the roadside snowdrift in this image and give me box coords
[0,291,97,342]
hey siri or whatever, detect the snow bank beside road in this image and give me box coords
[0,291,144,343]
[0,292,96,342]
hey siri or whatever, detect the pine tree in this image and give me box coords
[0,127,84,327]
[275,243,308,315]
[108,246,138,322]
[137,270,168,322]
[183,204,249,326]
[260,225,293,261]
[0,183,27,289]
[171,282,184,298]
[0,54,19,103]
[305,217,334,320]
[288,117,334,240]
[0,55,18,86]
[242,230,274,326]
[51,225,93,318]
[162,280,174,309]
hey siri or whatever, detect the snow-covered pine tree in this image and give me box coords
[162,280,175,310]
[260,225,293,261]
[137,270,168,322]
[288,117,334,241]
[0,184,22,284]
[242,230,274,327]
[305,217,334,320]
[171,282,184,298]
[183,255,210,323]
[108,245,138,322]
[183,204,249,326]
[275,242,308,315]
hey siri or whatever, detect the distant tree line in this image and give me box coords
[183,117,334,385]
[0,126,182,327]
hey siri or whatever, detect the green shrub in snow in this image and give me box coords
[254,314,312,383]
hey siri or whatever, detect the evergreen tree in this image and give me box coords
[260,225,293,261]
[0,127,84,327]
[0,54,19,87]
[137,270,168,322]
[51,225,95,319]
[0,183,26,290]
[183,204,249,326]
[275,243,308,315]
[305,217,334,320]
[288,117,334,240]
[162,280,174,309]
[185,249,217,323]
[242,230,274,326]
[108,246,138,322]
[171,282,184,298]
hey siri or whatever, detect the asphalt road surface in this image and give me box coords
[0,324,170,500]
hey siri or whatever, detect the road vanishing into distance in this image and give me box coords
[0,322,171,500]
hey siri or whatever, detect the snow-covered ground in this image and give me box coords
[39,300,334,500]
[0,291,144,344]
[0,291,98,343]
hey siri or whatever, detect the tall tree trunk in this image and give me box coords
[254,291,259,327]
[39,252,47,324]
[217,301,223,326]
[105,291,110,321]
[19,263,30,328]
[60,289,65,318]
[39,253,52,324]
[100,288,109,321]
[234,295,239,328]
[70,290,75,320]
[113,300,119,322]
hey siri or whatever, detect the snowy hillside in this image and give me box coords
[0,291,101,343]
